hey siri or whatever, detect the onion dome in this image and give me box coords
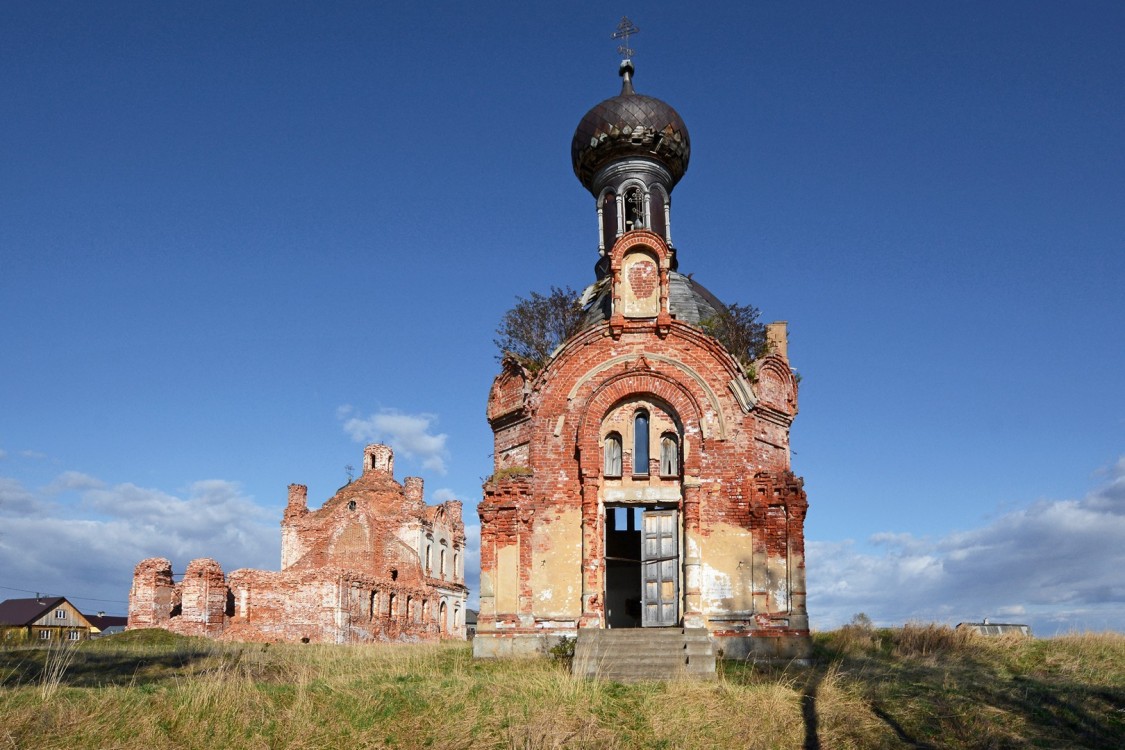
[571,61,691,195]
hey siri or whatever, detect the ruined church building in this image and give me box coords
[129,444,468,643]
[475,55,811,662]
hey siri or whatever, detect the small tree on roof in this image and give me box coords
[699,302,769,370]
[493,286,585,372]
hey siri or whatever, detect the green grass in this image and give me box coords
[0,626,1121,749]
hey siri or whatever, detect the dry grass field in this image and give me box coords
[1,625,1121,749]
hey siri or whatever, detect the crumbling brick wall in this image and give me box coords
[128,444,469,644]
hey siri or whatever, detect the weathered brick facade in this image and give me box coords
[474,60,811,660]
[128,444,468,643]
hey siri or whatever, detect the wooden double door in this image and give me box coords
[604,506,679,628]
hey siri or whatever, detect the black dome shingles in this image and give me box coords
[571,75,691,194]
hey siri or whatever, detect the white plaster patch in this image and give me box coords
[702,564,733,602]
[773,578,789,611]
[603,486,682,502]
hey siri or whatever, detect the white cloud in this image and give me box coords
[19,450,46,459]
[0,477,38,516]
[340,408,449,474]
[0,472,278,615]
[45,470,105,494]
[807,457,1125,635]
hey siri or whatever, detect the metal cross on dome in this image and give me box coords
[612,16,640,60]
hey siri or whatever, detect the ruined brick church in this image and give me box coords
[475,57,811,661]
[129,444,468,643]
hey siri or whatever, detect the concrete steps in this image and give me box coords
[572,627,716,682]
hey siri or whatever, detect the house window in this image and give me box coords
[660,433,680,477]
[603,433,622,477]
[55,609,66,619]
[39,629,50,640]
[633,410,650,474]
[68,630,80,641]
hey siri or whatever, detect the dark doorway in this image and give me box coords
[604,506,679,628]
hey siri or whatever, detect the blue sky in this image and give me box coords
[1,2,1122,634]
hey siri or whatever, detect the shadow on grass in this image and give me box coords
[0,631,221,688]
[801,631,1125,750]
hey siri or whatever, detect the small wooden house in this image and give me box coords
[0,596,94,642]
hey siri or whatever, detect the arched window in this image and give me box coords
[660,433,679,476]
[425,544,432,573]
[601,190,618,248]
[440,548,447,578]
[650,187,667,239]
[624,187,644,231]
[603,432,622,477]
[634,410,650,474]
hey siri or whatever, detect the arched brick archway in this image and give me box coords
[576,369,706,478]
[573,368,710,629]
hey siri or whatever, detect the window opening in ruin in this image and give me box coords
[604,432,622,477]
[660,433,679,477]
[388,593,396,618]
[439,601,448,634]
[633,411,650,474]
[604,505,680,628]
[453,552,459,579]
[624,187,644,231]
[406,596,413,622]
[426,544,432,573]
[390,568,398,581]
[440,549,447,578]
[347,500,356,511]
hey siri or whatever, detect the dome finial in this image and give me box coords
[619,59,635,96]
[612,17,640,96]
